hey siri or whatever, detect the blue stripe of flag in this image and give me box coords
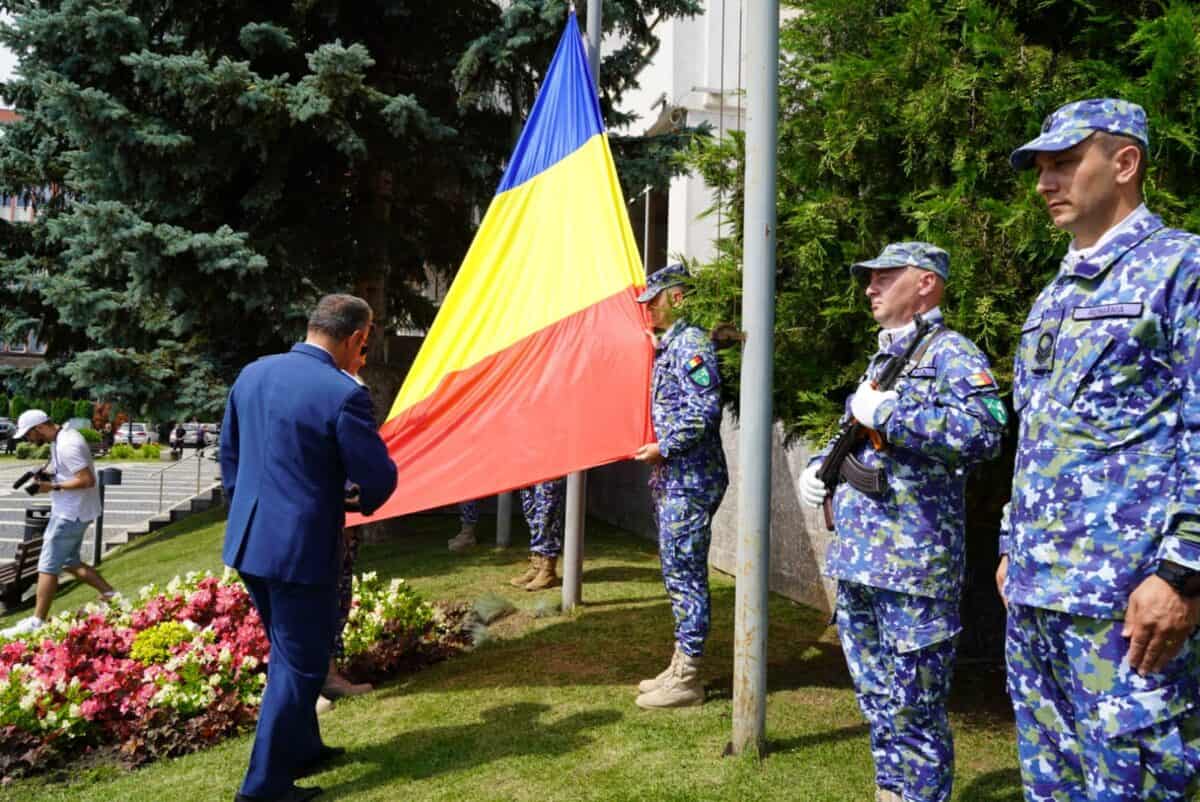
[495,12,604,195]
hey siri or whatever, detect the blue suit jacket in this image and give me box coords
[220,343,398,585]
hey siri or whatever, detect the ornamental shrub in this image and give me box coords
[49,399,73,424]
[14,442,35,460]
[73,400,93,420]
[136,444,161,460]
[9,395,28,419]
[77,428,101,445]
[109,444,136,459]
[342,573,433,658]
[130,621,193,664]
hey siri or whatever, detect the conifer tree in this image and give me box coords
[0,0,700,418]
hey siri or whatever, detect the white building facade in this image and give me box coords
[615,1,757,270]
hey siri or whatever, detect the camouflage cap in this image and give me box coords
[850,242,950,281]
[1010,98,1148,171]
[637,262,691,303]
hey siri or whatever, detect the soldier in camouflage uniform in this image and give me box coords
[507,479,566,591]
[800,242,1006,802]
[1003,98,1200,801]
[632,263,729,710]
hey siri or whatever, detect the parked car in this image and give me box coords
[0,417,13,440]
[181,423,206,447]
[115,422,150,446]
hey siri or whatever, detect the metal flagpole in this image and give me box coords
[730,0,779,756]
[562,0,603,612]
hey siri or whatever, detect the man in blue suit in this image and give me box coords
[222,293,398,802]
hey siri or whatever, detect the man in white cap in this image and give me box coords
[2,409,115,638]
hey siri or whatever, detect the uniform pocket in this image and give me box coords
[1095,683,1200,799]
[1052,304,1170,436]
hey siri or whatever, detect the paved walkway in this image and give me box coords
[0,455,221,562]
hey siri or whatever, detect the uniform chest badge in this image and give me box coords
[686,355,713,388]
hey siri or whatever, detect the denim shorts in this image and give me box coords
[38,515,90,574]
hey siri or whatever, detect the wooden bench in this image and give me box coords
[0,537,44,611]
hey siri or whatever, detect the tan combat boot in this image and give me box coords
[875,789,903,802]
[447,524,477,553]
[524,555,559,591]
[638,646,681,693]
[509,554,540,587]
[635,653,704,708]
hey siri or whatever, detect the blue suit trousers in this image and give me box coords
[239,574,337,798]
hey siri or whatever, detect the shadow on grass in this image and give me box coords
[955,767,1023,801]
[767,723,870,755]
[581,565,664,584]
[322,703,622,798]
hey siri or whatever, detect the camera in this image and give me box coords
[13,469,52,496]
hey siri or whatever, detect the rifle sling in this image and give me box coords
[840,326,950,497]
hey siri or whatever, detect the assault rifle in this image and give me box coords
[815,313,936,531]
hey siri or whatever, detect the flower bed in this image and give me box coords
[0,570,446,782]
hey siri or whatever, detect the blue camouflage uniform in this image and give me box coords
[640,264,729,659]
[459,500,479,527]
[1005,99,1200,801]
[812,243,1006,802]
[519,479,565,557]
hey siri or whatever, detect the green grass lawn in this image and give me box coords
[4,511,1022,802]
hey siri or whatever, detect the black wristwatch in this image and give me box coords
[1155,561,1200,598]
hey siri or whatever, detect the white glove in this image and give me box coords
[849,381,898,430]
[799,464,828,509]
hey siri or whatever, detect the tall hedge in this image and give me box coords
[684,0,1200,658]
[687,0,1200,441]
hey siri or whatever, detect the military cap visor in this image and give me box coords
[637,263,690,303]
[850,242,950,282]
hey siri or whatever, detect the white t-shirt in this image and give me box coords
[49,428,102,522]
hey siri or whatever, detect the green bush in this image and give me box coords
[50,399,73,424]
[73,400,93,421]
[0,395,8,420]
[9,395,28,420]
[14,442,35,460]
[31,444,49,461]
[135,444,161,460]
[77,428,101,445]
[109,444,136,459]
[130,621,194,665]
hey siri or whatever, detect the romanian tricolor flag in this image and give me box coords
[352,12,654,523]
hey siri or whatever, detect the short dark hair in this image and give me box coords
[1093,131,1147,190]
[307,294,372,340]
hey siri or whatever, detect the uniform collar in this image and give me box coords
[656,320,688,352]
[1061,205,1162,280]
[292,342,337,367]
[877,307,943,354]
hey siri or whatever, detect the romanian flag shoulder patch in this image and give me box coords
[968,370,995,388]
